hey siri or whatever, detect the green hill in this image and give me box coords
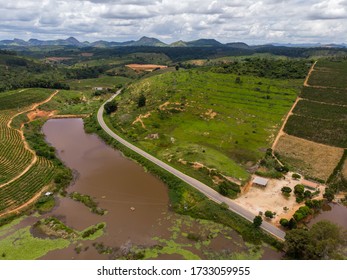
[107,67,303,192]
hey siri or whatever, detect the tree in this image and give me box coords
[253,215,262,228]
[284,221,347,259]
[281,186,292,197]
[294,184,305,196]
[323,188,335,202]
[138,94,146,108]
[292,173,301,180]
[280,218,289,227]
[265,210,275,219]
[104,100,118,114]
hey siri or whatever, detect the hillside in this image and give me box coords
[107,64,304,195]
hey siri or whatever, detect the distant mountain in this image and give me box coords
[225,42,250,49]
[271,43,347,48]
[185,39,223,47]
[130,36,167,47]
[169,40,187,47]
[0,37,346,49]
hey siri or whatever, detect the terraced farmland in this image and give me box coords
[0,88,56,215]
[0,157,55,214]
[276,58,347,180]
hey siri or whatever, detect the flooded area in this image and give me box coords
[41,118,170,259]
[1,118,283,260]
[308,203,347,229]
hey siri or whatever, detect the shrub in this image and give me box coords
[253,215,263,227]
[280,218,289,227]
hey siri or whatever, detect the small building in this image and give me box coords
[252,176,269,187]
[93,87,104,91]
[301,179,320,191]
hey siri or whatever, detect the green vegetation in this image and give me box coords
[84,114,283,250]
[107,66,302,190]
[301,87,347,106]
[69,192,106,215]
[308,58,347,88]
[293,206,311,222]
[104,100,118,114]
[325,149,347,200]
[211,58,311,79]
[0,217,105,259]
[264,211,275,219]
[284,58,347,148]
[284,220,347,260]
[285,98,347,148]
[253,215,263,228]
[0,53,69,92]
[0,226,70,260]
[281,186,292,197]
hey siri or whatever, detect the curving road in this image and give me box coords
[97,90,286,241]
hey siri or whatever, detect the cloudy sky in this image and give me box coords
[0,0,346,44]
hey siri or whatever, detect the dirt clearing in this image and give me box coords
[275,134,344,181]
[126,64,168,72]
[236,173,325,225]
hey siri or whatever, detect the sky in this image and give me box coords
[0,0,346,44]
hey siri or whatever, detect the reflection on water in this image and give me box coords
[309,203,347,229]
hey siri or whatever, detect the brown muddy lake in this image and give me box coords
[5,118,283,260]
[41,118,170,259]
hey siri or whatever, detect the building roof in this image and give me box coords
[301,179,319,189]
[253,176,269,186]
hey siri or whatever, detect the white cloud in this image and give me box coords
[0,0,346,44]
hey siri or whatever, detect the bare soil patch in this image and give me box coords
[204,109,217,120]
[126,64,168,72]
[235,173,325,225]
[45,57,72,62]
[275,134,344,181]
[132,112,152,128]
[27,110,56,121]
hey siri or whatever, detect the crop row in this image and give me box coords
[0,112,33,184]
[293,100,347,121]
[0,88,52,111]
[308,59,347,89]
[300,87,347,106]
[0,156,55,213]
[284,114,347,148]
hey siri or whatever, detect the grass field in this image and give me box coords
[69,75,132,90]
[275,134,344,181]
[108,68,303,188]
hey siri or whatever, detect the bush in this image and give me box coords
[265,210,275,219]
[104,100,118,114]
[293,206,311,222]
[281,186,292,197]
[138,94,146,108]
[280,218,289,227]
[253,215,263,228]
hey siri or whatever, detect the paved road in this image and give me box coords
[97,91,286,241]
